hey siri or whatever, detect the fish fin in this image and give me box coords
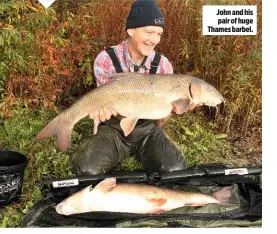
[109,72,143,81]
[36,115,60,139]
[93,178,117,193]
[172,98,191,114]
[151,208,166,214]
[146,198,167,206]
[213,186,233,206]
[186,203,206,207]
[36,115,72,152]
[56,127,73,152]
[120,117,139,137]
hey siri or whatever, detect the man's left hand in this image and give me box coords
[153,114,172,127]
[189,103,203,111]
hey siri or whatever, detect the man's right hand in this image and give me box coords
[189,103,203,111]
[153,114,172,127]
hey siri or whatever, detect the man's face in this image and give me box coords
[127,26,164,57]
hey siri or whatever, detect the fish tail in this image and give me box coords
[36,115,73,152]
[212,186,233,206]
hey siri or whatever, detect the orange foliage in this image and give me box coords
[5,0,261,120]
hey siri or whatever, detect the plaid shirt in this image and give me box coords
[94,40,173,87]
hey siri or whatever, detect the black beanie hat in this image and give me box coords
[126,0,165,30]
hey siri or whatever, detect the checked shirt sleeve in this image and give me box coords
[157,55,174,74]
[93,51,115,87]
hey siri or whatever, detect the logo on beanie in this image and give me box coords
[154,18,164,25]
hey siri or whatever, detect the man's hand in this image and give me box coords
[91,108,118,123]
[189,103,203,111]
[154,103,203,127]
[153,114,172,127]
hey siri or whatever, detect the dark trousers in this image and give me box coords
[71,118,188,175]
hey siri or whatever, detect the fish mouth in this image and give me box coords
[208,96,225,107]
[189,82,225,107]
[55,202,80,216]
[55,203,63,214]
[203,98,224,107]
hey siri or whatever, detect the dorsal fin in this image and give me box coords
[93,178,117,193]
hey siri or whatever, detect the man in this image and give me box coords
[72,0,194,176]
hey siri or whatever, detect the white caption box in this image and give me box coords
[203,5,257,35]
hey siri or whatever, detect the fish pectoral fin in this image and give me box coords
[146,198,167,206]
[186,203,206,207]
[120,117,139,137]
[172,98,191,114]
[93,178,117,193]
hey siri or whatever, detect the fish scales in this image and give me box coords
[106,183,216,201]
[64,74,192,121]
[55,178,233,215]
[36,73,223,151]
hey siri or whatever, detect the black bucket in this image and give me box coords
[0,150,28,205]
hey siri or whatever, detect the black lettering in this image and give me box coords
[216,9,231,15]
[218,18,230,25]
[244,9,253,15]
[0,179,20,194]
[232,9,244,15]
[232,26,252,32]
[208,26,231,32]
[238,18,253,25]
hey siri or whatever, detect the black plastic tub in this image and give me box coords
[0,150,28,205]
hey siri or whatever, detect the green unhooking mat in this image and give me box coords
[20,164,262,228]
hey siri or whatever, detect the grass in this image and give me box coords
[165,112,260,167]
[0,104,261,227]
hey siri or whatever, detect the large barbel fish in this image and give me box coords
[55,178,232,215]
[36,73,224,151]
